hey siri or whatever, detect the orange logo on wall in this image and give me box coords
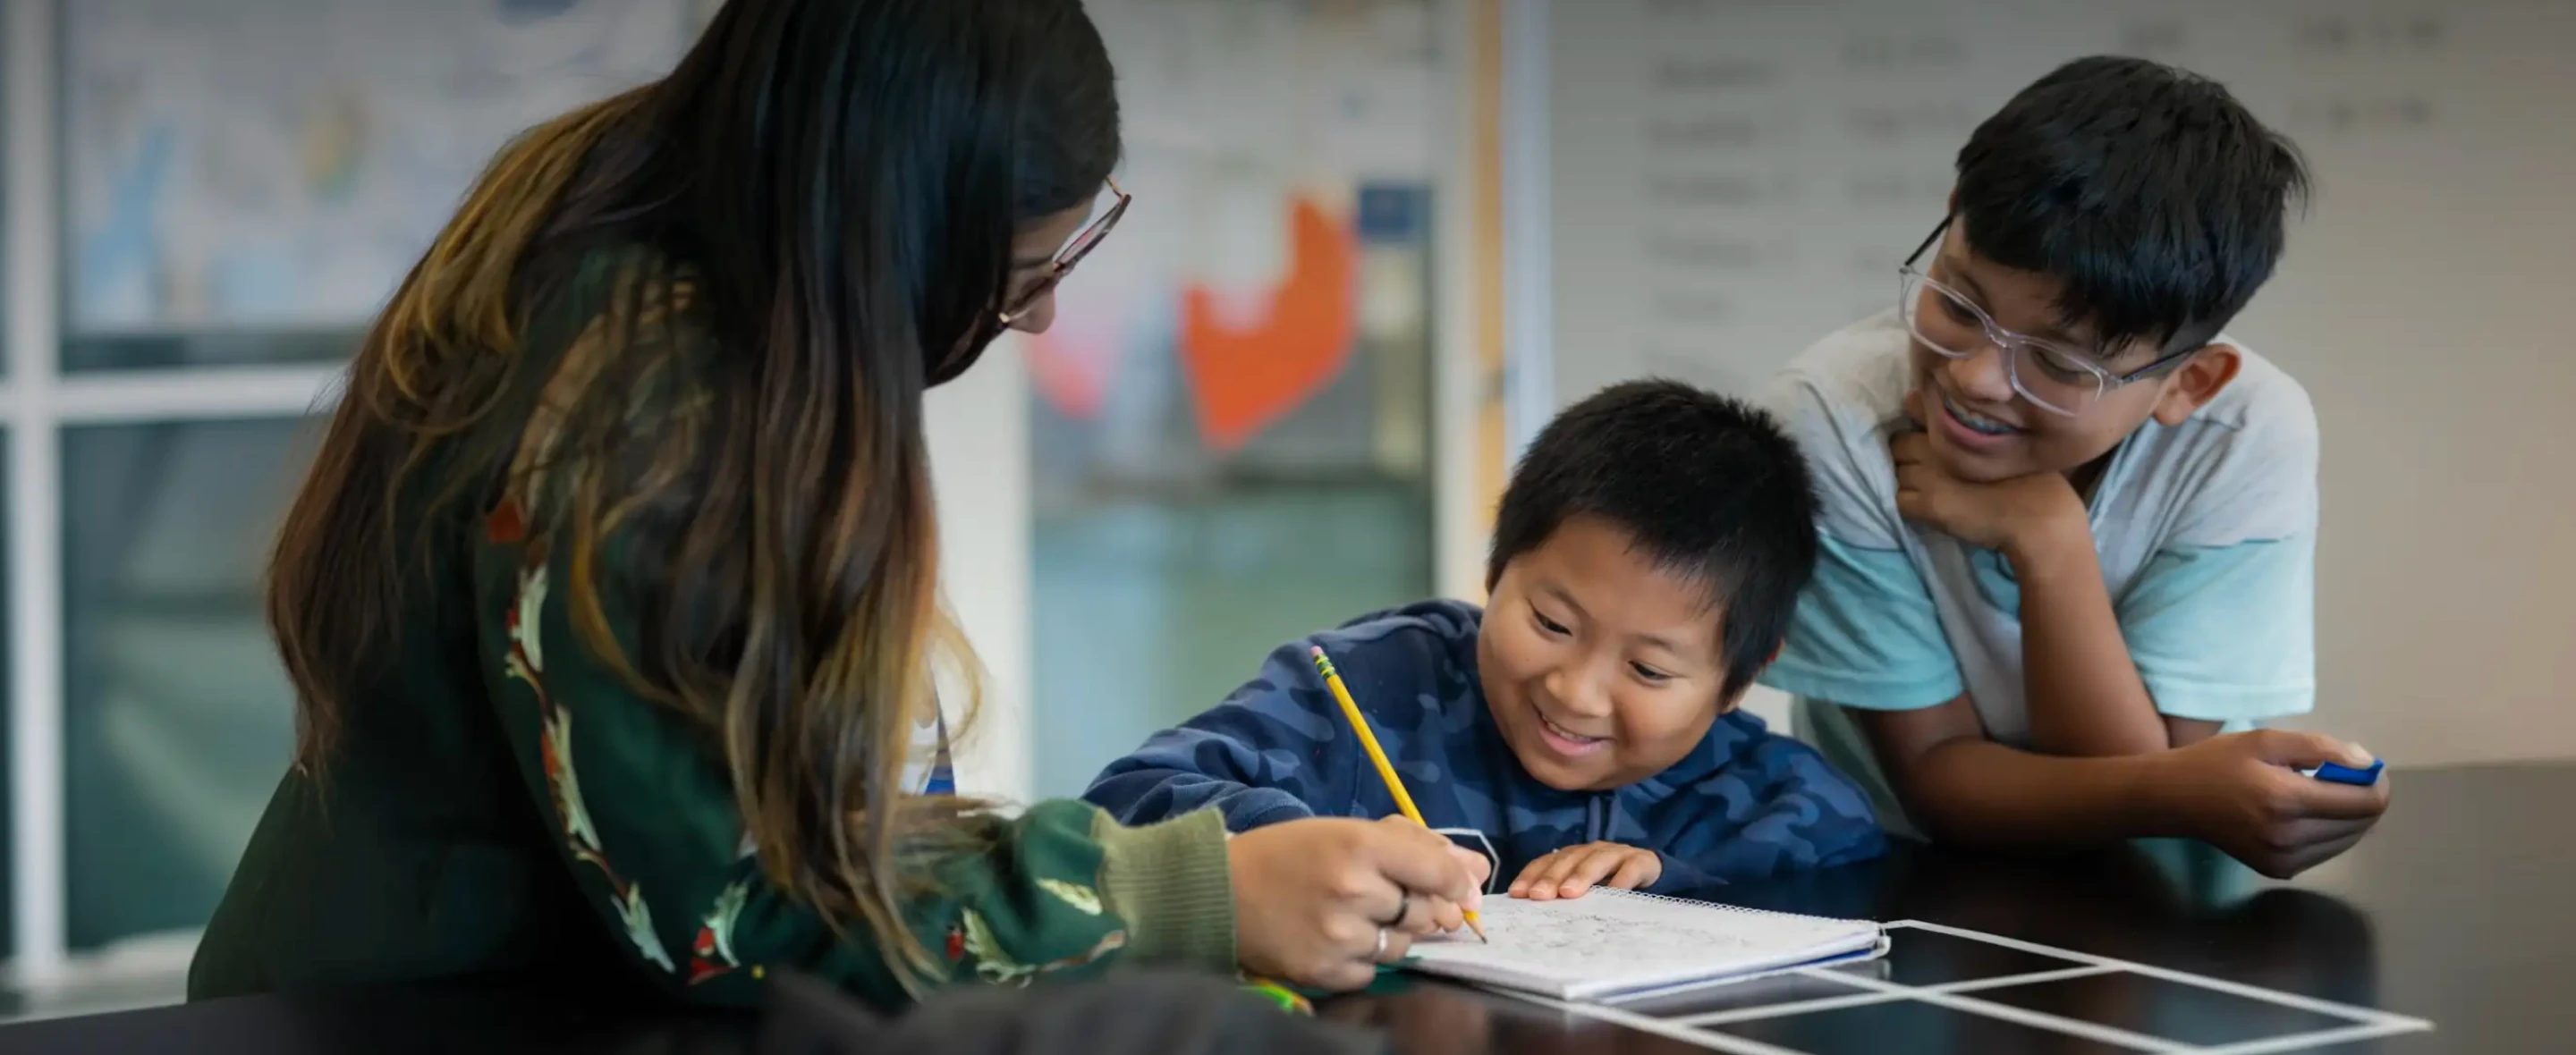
[1023,195,1357,452]
[1176,196,1356,452]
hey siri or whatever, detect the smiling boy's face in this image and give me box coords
[1907,222,2194,485]
[1478,515,1734,792]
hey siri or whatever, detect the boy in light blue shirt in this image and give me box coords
[1758,56,2388,878]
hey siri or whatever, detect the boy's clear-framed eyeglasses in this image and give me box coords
[1896,217,2201,418]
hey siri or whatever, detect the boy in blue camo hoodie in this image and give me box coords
[1085,380,1885,900]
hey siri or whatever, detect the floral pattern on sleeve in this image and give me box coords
[690,880,753,984]
[497,530,677,975]
[489,495,1114,993]
[936,874,1128,985]
[953,911,1127,986]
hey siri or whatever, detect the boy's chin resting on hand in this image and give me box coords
[1507,842,1661,900]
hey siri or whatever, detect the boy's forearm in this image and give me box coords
[1083,765,1313,831]
[1902,737,2192,847]
[1083,692,1328,828]
[2009,524,2167,756]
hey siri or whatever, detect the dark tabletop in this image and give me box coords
[1324,761,2576,1054]
[3,763,2565,1054]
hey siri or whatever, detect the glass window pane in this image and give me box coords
[59,0,704,368]
[1028,1,1444,798]
[64,418,314,949]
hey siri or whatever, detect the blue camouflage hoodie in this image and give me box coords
[1083,600,1885,894]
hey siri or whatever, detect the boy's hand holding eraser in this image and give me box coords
[2303,756,2385,786]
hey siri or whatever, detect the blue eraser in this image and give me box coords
[2309,759,2384,785]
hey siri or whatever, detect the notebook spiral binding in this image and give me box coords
[1591,886,1877,926]
[1588,888,1895,964]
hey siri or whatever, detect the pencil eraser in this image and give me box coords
[2307,758,2384,785]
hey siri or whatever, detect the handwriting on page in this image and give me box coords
[1411,897,1758,977]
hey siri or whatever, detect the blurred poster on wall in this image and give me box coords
[64,0,701,338]
[1027,0,1447,798]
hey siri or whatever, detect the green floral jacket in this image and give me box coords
[191,256,1237,1009]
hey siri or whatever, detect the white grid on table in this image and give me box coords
[1495,920,2436,1055]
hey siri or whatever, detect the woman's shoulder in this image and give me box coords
[525,241,710,344]
[504,241,720,479]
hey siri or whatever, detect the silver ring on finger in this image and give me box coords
[1374,927,1389,959]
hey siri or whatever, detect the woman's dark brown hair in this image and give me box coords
[264,0,1118,990]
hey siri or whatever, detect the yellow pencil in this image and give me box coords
[1309,646,1488,943]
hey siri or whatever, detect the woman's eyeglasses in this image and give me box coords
[997,176,1131,326]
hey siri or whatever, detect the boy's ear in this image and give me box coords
[1712,641,1788,715]
[2151,343,2243,427]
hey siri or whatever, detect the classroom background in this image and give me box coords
[0,0,2559,1022]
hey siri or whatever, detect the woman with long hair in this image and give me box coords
[192,0,1479,1007]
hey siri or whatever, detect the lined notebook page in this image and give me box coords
[1404,890,1884,1001]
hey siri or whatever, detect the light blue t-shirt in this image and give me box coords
[1756,310,2319,836]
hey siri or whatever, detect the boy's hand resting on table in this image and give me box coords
[1225,816,1486,992]
[2160,730,2390,879]
[1508,842,1660,899]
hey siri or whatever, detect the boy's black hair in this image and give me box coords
[1954,55,2309,356]
[1487,379,1818,704]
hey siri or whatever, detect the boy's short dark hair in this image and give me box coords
[1955,55,2309,355]
[1487,379,1818,703]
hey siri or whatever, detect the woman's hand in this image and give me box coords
[1226,816,1484,991]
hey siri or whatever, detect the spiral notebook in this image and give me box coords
[1401,889,1890,1003]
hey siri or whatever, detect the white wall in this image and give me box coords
[926,342,1034,806]
[1525,0,2576,763]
